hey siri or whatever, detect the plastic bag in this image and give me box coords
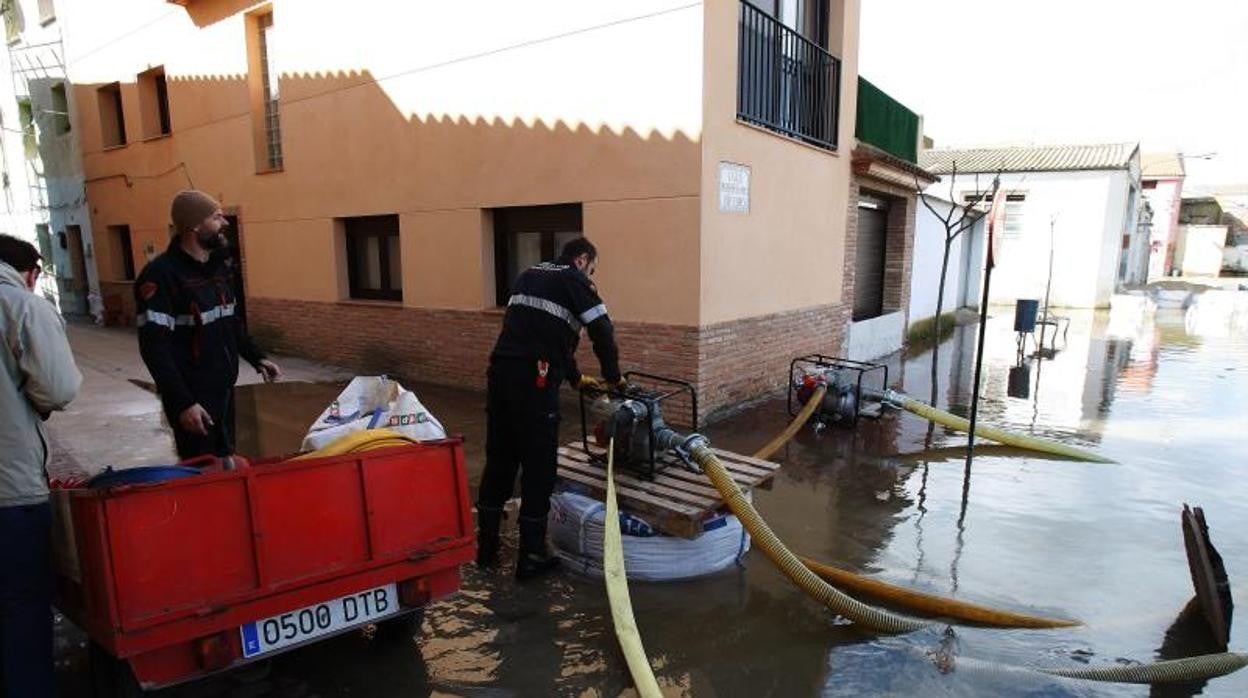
[548,490,750,582]
[301,376,446,452]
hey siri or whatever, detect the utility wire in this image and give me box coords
[78,2,701,157]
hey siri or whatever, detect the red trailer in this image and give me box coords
[51,439,475,694]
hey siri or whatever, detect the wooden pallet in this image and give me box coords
[555,441,781,538]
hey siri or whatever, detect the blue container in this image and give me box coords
[1014,299,1040,333]
[87,465,203,490]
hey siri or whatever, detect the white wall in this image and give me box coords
[847,310,905,361]
[909,195,985,324]
[1176,224,1228,276]
[924,167,1138,308]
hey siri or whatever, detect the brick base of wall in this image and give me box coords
[248,298,847,423]
[99,280,136,327]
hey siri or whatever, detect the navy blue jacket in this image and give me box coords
[490,261,620,386]
[134,242,265,416]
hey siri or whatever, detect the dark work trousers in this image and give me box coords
[162,388,235,460]
[0,502,54,698]
[476,359,562,524]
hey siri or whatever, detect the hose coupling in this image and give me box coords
[674,433,709,472]
[879,389,906,409]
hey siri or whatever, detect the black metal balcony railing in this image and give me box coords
[737,1,840,151]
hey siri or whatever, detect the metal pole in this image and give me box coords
[967,177,1002,464]
[1040,216,1056,352]
[966,255,993,463]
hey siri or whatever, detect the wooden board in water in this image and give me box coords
[555,442,781,538]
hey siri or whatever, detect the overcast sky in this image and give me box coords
[859,0,1247,188]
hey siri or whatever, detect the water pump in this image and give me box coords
[579,373,700,479]
[789,354,889,426]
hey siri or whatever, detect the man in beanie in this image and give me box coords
[135,190,281,459]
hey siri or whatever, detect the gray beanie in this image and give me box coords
[170,190,220,234]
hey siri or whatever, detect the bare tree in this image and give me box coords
[914,164,999,447]
[914,163,997,349]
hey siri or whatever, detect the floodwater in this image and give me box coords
[56,305,1248,697]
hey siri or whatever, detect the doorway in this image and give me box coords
[853,196,889,321]
[65,225,90,315]
[223,214,248,329]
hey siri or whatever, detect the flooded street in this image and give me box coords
[57,307,1247,697]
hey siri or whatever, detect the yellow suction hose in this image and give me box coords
[756,389,1080,629]
[796,555,1078,629]
[699,437,1248,683]
[754,385,828,461]
[951,651,1248,684]
[603,441,663,698]
[691,441,928,632]
[880,390,1113,463]
[729,388,1245,682]
[293,428,416,460]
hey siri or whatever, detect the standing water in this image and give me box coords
[61,306,1247,696]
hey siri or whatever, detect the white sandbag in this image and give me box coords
[301,376,446,451]
[549,490,750,582]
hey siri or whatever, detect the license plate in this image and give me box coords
[240,583,400,658]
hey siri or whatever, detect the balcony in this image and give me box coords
[855,77,919,163]
[736,1,841,151]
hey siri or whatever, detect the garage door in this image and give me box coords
[854,196,889,320]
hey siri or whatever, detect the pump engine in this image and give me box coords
[580,373,698,479]
[789,354,889,426]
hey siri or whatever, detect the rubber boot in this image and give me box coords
[475,506,502,569]
[515,516,560,582]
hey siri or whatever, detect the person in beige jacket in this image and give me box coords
[0,233,81,697]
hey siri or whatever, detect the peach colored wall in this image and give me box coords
[67,0,704,325]
[697,0,860,325]
[584,197,702,323]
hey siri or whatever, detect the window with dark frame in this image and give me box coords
[256,11,282,170]
[492,203,583,306]
[37,0,55,24]
[963,192,1026,239]
[97,82,126,147]
[3,1,19,42]
[16,97,36,157]
[49,82,70,134]
[107,224,135,281]
[138,66,172,137]
[344,215,401,301]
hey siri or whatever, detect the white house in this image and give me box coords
[1,0,97,317]
[919,143,1145,308]
[908,193,986,332]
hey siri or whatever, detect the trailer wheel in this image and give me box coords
[372,606,427,645]
[89,642,143,698]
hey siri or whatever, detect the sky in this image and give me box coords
[859,0,1247,189]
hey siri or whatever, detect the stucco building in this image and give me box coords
[919,143,1145,309]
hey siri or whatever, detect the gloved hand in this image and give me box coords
[606,378,630,393]
[577,375,605,392]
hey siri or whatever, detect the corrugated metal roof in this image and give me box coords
[919,143,1138,174]
[1141,152,1186,178]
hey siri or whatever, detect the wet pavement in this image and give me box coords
[53,305,1247,696]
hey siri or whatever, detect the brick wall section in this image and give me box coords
[99,280,136,327]
[249,297,845,423]
[697,303,845,420]
[841,183,861,330]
